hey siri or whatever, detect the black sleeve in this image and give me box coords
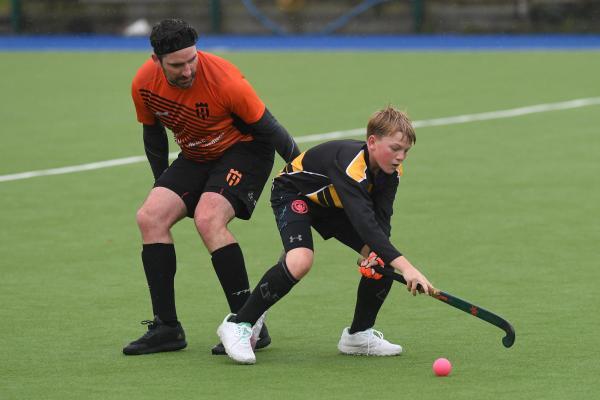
[247,108,300,163]
[328,158,402,264]
[143,122,169,180]
[372,175,399,238]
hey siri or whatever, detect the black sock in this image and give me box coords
[141,243,178,325]
[236,260,298,325]
[349,273,393,334]
[211,243,251,313]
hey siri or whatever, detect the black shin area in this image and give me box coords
[236,260,298,325]
[142,243,178,325]
[349,274,393,334]
[211,243,251,313]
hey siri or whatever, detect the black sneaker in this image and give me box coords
[211,322,271,355]
[123,318,187,355]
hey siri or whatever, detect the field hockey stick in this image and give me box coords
[369,264,516,348]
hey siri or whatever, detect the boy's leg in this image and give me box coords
[217,194,313,363]
[235,248,310,325]
[217,249,309,364]
[349,275,394,333]
[331,227,402,356]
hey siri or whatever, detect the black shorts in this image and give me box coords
[270,184,364,253]
[155,139,275,219]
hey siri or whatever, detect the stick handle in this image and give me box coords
[370,264,515,348]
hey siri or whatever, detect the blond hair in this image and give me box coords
[367,106,415,144]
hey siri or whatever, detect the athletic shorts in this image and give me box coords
[270,184,364,253]
[155,139,275,219]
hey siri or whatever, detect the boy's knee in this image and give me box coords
[284,248,313,280]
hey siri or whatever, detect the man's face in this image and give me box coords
[155,46,198,89]
[367,131,412,174]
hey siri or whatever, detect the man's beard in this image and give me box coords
[169,73,195,89]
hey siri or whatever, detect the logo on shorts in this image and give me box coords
[291,199,308,214]
[289,234,303,243]
[195,102,210,120]
[226,169,242,186]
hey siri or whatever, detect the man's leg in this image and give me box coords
[195,192,251,313]
[123,187,187,355]
[194,192,273,354]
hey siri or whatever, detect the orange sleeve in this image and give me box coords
[131,74,156,125]
[221,77,266,124]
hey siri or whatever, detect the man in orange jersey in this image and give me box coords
[216,107,434,364]
[123,19,299,356]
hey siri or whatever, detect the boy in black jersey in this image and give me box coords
[217,107,434,364]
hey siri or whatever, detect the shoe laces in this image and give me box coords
[364,329,385,354]
[139,319,158,339]
[234,323,252,340]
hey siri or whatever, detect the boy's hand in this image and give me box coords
[391,256,435,296]
[357,252,384,280]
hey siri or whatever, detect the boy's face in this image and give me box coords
[367,131,412,174]
[153,45,198,89]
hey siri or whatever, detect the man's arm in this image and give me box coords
[143,122,169,180]
[247,108,300,163]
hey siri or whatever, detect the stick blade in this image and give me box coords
[502,323,516,348]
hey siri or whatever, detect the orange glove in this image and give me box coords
[358,252,384,280]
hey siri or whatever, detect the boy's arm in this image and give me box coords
[358,250,435,295]
[329,160,401,264]
[372,174,399,237]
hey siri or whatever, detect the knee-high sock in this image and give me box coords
[142,243,178,324]
[349,274,393,334]
[236,260,298,325]
[211,243,251,313]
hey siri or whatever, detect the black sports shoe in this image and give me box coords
[123,318,187,355]
[211,322,271,355]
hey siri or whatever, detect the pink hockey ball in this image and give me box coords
[433,358,452,376]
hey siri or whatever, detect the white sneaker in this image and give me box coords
[337,327,403,356]
[250,312,266,350]
[217,314,256,364]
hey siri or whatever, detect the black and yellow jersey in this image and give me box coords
[273,139,403,263]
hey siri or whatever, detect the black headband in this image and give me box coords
[151,26,198,56]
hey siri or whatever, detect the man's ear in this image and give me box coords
[151,54,160,65]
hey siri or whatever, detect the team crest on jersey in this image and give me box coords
[291,199,308,214]
[195,102,209,119]
[226,169,242,186]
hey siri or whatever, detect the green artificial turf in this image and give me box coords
[1,50,599,399]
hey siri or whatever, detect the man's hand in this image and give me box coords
[357,252,384,280]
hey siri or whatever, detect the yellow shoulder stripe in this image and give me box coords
[291,151,306,172]
[345,150,367,182]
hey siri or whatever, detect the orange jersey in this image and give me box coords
[131,51,265,162]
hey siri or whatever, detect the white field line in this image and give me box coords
[2,97,599,183]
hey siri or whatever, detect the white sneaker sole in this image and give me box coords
[338,344,402,356]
